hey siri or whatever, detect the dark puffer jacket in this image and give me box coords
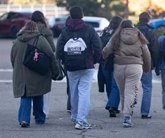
[137,22,159,69]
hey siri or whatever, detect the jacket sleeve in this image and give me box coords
[141,44,151,72]
[102,39,114,59]
[10,41,17,68]
[149,30,159,69]
[56,33,66,62]
[38,36,60,77]
[44,29,56,52]
[89,27,102,63]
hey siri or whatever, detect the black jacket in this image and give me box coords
[56,19,102,70]
[137,22,159,69]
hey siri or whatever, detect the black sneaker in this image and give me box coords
[114,109,120,114]
[109,108,116,117]
[141,115,152,119]
[20,121,29,128]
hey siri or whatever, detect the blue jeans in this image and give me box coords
[18,95,45,125]
[67,69,95,123]
[141,71,152,115]
[161,69,165,110]
[66,74,71,110]
[101,65,120,110]
[106,76,120,109]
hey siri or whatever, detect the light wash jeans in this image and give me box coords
[43,92,50,118]
[141,71,152,115]
[18,95,45,125]
[67,69,95,123]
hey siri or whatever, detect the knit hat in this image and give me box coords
[139,12,151,23]
[69,6,83,19]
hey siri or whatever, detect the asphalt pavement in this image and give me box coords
[0,77,165,138]
[0,39,165,138]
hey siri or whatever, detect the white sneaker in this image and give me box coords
[123,116,133,127]
[75,121,92,130]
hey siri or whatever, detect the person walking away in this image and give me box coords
[98,16,122,117]
[155,31,165,110]
[56,6,102,130]
[31,11,56,118]
[103,20,151,127]
[137,12,159,119]
[10,21,60,127]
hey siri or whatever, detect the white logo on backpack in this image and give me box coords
[64,38,87,55]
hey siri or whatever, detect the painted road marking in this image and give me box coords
[0,69,161,83]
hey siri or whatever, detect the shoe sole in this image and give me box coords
[75,125,92,130]
[141,116,152,119]
[75,127,92,130]
[21,123,29,128]
[123,123,133,128]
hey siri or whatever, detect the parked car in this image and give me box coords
[0,11,32,38]
[149,18,165,29]
[149,18,165,36]
[83,16,109,36]
[49,16,109,37]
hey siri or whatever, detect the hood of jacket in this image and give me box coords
[36,22,52,36]
[17,29,40,42]
[120,28,139,45]
[66,17,85,31]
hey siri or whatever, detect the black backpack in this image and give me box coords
[137,25,152,51]
[62,27,89,71]
[100,30,114,71]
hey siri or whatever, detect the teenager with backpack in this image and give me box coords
[56,6,102,130]
[98,16,122,117]
[155,32,165,110]
[137,12,159,119]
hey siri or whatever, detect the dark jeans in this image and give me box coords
[66,74,71,110]
[18,95,45,125]
[101,65,120,110]
[141,72,152,115]
[161,69,165,110]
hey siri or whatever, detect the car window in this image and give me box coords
[84,21,100,28]
[0,13,9,21]
[7,12,18,20]
[8,13,20,20]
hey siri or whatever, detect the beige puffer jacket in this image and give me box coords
[102,28,151,72]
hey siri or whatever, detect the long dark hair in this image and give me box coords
[31,10,47,27]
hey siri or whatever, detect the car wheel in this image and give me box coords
[10,26,19,38]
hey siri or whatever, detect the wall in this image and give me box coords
[0,4,69,19]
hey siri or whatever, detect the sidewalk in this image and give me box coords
[0,80,164,138]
